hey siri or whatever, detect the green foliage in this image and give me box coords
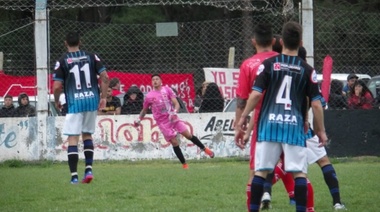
[0,158,379,211]
[112,6,166,24]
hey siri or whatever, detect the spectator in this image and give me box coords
[0,95,16,117]
[109,78,123,96]
[342,73,358,96]
[328,79,348,109]
[348,79,374,109]
[14,93,36,117]
[171,87,188,113]
[121,85,144,115]
[98,87,121,115]
[194,81,211,113]
[199,82,224,113]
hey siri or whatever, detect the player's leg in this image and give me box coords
[317,156,345,209]
[160,121,187,168]
[284,144,308,212]
[250,142,282,212]
[306,178,315,212]
[246,139,257,211]
[81,111,97,184]
[63,113,83,184]
[178,121,214,158]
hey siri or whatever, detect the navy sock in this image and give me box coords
[250,176,265,212]
[68,145,79,179]
[322,164,341,204]
[264,172,274,195]
[294,177,307,212]
[83,139,94,173]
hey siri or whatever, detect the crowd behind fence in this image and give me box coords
[1,4,380,118]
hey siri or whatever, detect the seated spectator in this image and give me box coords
[194,81,211,113]
[14,93,36,117]
[121,85,144,115]
[199,82,224,113]
[98,87,121,115]
[109,78,123,96]
[328,79,348,109]
[171,87,188,113]
[343,73,358,96]
[0,95,16,117]
[348,80,374,109]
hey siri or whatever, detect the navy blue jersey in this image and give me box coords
[53,51,106,113]
[253,54,322,146]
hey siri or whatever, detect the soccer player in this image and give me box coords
[237,21,328,212]
[53,31,110,184]
[233,23,284,211]
[136,74,214,169]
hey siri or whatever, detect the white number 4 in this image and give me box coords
[276,75,292,110]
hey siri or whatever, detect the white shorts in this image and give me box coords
[306,135,327,164]
[255,141,308,174]
[63,111,97,135]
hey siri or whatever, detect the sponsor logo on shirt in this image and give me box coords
[273,62,281,71]
[67,58,73,64]
[268,113,297,124]
[74,91,95,99]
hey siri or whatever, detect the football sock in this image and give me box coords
[321,164,341,204]
[263,172,273,195]
[246,184,251,212]
[282,172,295,199]
[68,145,79,179]
[173,146,186,164]
[83,139,94,173]
[294,177,307,212]
[189,136,206,149]
[306,179,315,212]
[273,163,285,184]
[250,176,265,212]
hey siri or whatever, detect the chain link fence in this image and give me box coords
[0,1,379,118]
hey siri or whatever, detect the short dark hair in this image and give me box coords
[151,73,161,79]
[65,31,80,47]
[282,21,302,50]
[253,23,273,47]
[298,46,307,61]
[4,95,12,100]
[272,34,282,53]
[109,78,120,88]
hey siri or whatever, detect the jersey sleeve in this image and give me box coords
[306,69,322,102]
[143,95,151,110]
[53,59,65,82]
[236,61,251,99]
[252,62,270,93]
[93,54,106,74]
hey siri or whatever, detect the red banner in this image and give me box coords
[0,71,195,112]
[321,55,333,102]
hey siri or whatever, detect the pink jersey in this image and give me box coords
[236,51,278,99]
[143,85,176,123]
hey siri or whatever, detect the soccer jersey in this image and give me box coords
[143,85,176,123]
[253,54,322,146]
[53,51,106,113]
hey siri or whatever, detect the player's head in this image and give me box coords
[281,21,302,51]
[272,34,282,53]
[298,46,307,61]
[65,31,81,47]
[252,23,273,48]
[151,73,162,89]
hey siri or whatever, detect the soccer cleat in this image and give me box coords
[260,192,272,210]
[289,197,296,205]
[204,147,215,158]
[334,203,347,210]
[82,171,94,184]
[182,164,189,169]
[71,178,79,184]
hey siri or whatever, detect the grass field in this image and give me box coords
[0,157,379,212]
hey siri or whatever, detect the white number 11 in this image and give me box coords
[69,63,91,90]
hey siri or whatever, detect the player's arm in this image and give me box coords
[98,71,109,110]
[243,109,255,144]
[171,97,180,113]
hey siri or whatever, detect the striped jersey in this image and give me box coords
[253,54,322,146]
[53,50,106,113]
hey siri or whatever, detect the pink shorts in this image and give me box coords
[158,120,188,141]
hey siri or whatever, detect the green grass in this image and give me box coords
[0,157,379,212]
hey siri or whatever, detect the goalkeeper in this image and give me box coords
[135,74,215,169]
